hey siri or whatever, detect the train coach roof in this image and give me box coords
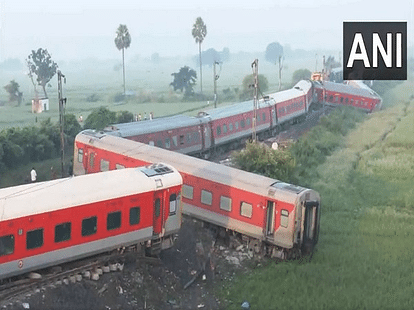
[316,81,379,99]
[267,80,313,104]
[77,131,312,204]
[200,98,272,120]
[105,115,207,137]
[0,165,181,221]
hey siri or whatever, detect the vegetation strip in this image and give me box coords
[223,84,414,309]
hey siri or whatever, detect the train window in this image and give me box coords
[229,123,233,131]
[172,136,178,147]
[201,190,212,206]
[281,210,289,228]
[186,133,191,144]
[155,199,161,217]
[235,122,239,130]
[129,207,141,225]
[240,120,245,128]
[165,138,171,149]
[340,97,344,103]
[351,99,354,105]
[182,184,194,200]
[169,194,177,215]
[26,228,44,250]
[89,153,95,168]
[0,235,14,256]
[78,148,84,163]
[240,202,253,218]
[345,97,349,104]
[179,135,185,145]
[256,114,260,123]
[246,118,251,126]
[329,95,333,102]
[55,222,71,243]
[107,211,121,230]
[220,196,232,212]
[262,113,266,121]
[156,140,163,147]
[82,216,97,236]
[223,124,227,134]
[100,159,109,172]
[116,164,125,169]
[216,126,221,136]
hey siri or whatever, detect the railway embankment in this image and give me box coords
[220,82,414,309]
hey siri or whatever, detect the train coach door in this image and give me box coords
[271,107,277,126]
[302,200,320,254]
[201,124,211,150]
[266,201,275,236]
[153,191,164,236]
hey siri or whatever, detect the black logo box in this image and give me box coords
[343,22,407,80]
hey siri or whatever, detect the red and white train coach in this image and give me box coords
[313,80,382,112]
[0,165,182,280]
[74,130,321,258]
[104,80,314,158]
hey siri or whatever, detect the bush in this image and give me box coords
[117,111,134,123]
[113,92,125,103]
[232,141,295,182]
[83,107,117,130]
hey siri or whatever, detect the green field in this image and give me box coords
[0,54,317,130]
[221,81,414,309]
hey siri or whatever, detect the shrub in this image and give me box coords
[232,141,295,182]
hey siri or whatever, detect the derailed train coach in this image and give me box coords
[104,80,314,158]
[0,165,182,280]
[74,131,321,259]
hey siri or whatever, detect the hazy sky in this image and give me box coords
[0,0,412,61]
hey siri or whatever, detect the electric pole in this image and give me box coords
[58,71,67,177]
[213,61,221,108]
[252,59,258,142]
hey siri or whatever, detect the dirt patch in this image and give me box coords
[3,217,261,310]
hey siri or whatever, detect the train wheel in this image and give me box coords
[248,239,263,256]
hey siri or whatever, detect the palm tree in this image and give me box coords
[192,17,207,94]
[114,24,131,96]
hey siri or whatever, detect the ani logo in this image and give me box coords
[343,21,407,80]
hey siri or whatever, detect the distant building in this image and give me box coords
[31,89,49,113]
[32,97,49,113]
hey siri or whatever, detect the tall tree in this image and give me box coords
[114,24,131,96]
[26,48,58,98]
[192,17,207,94]
[4,80,23,105]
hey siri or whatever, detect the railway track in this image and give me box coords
[0,249,160,306]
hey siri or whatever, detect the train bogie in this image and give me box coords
[0,164,182,280]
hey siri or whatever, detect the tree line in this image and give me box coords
[0,115,81,173]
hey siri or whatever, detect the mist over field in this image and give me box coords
[0,0,412,127]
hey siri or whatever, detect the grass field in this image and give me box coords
[0,53,317,130]
[220,81,414,309]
